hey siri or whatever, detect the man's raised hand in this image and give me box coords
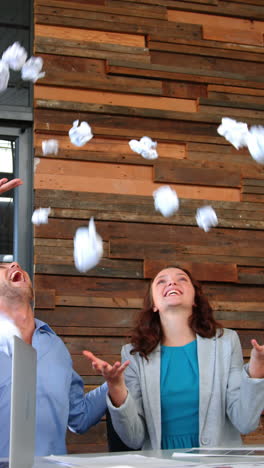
[0,178,23,194]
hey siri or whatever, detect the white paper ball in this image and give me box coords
[140,136,157,150]
[153,186,179,217]
[129,139,142,153]
[21,56,45,82]
[217,117,249,150]
[74,218,103,273]
[2,42,27,71]
[129,136,158,160]
[0,60,10,92]
[196,206,218,232]
[69,120,93,147]
[42,139,59,155]
[31,207,51,225]
[246,126,264,164]
[0,314,21,356]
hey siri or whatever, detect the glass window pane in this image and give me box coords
[0,138,15,261]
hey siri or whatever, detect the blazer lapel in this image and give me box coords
[142,344,161,448]
[197,334,216,435]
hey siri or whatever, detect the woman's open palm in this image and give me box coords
[83,350,129,385]
[249,339,264,379]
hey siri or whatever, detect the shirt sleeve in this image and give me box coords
[107,345,147,449]
[67,369,108,433]
[0,352,11,388]
[226,331,264,434]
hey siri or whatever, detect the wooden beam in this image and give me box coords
[35,24,146,48]
[34,85,197,113]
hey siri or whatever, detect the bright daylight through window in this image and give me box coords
[0,138,15,261]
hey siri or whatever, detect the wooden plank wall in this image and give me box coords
[33,0,264,452]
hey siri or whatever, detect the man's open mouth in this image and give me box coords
[10,270,24,282]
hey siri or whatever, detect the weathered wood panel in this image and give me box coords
[144,260,238,282]
[150,50,264,79]
[34,133,186,160]
[35,24,146,47]
[109,239,264,266]
[203,26,263,46]
[35,36,151,63]
[34,190,264,228]
[154,159,241,187]
[34,274,149,297]
[34,161,240,199]
[33,0,264,452]
[33,108,224,141]
[35,10,202,39]
[35,260,143,278]
[36,0,168,20]
[39,54,162,93]
[35,85,198,113]
[168,9,264,32]
[36,306,139,327]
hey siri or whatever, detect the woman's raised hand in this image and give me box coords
[0,178,23,194]
[83,350,130,407]
[248,339,264,379]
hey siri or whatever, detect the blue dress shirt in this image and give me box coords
[0,319,108,456]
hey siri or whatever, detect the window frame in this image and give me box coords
[0,125,33,278]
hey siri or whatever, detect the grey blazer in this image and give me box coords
[107,329,264,450]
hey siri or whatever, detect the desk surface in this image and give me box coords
[2,448,264,468]
[33,448,264,468]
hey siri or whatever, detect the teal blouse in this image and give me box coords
[160,340,199,449]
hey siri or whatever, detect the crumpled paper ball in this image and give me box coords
[0,314,21,356]
[42,139,59,155]
[21,56,45,82]
[2,42,27,71]
[0,60,10,92]
[69,120,93,147]
[129,136,158,160]
[246,126,264,164]
[153,185,180,217]
[217,117,249,150]
[31,207,51,225]
[196,205,218,232]
[74,217,103,273]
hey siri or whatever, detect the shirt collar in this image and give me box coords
[34,318,56,335]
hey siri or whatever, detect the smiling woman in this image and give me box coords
[84,265,264,452]
[130,266,222,357]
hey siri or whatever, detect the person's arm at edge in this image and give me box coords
[106,345,147,449]
[0,178,23,194]
[67,369,108,434]
[226,331,264,434]
[248,339,264,379]
[83,347,146,449]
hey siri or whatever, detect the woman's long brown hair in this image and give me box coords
[130,266,223,359]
